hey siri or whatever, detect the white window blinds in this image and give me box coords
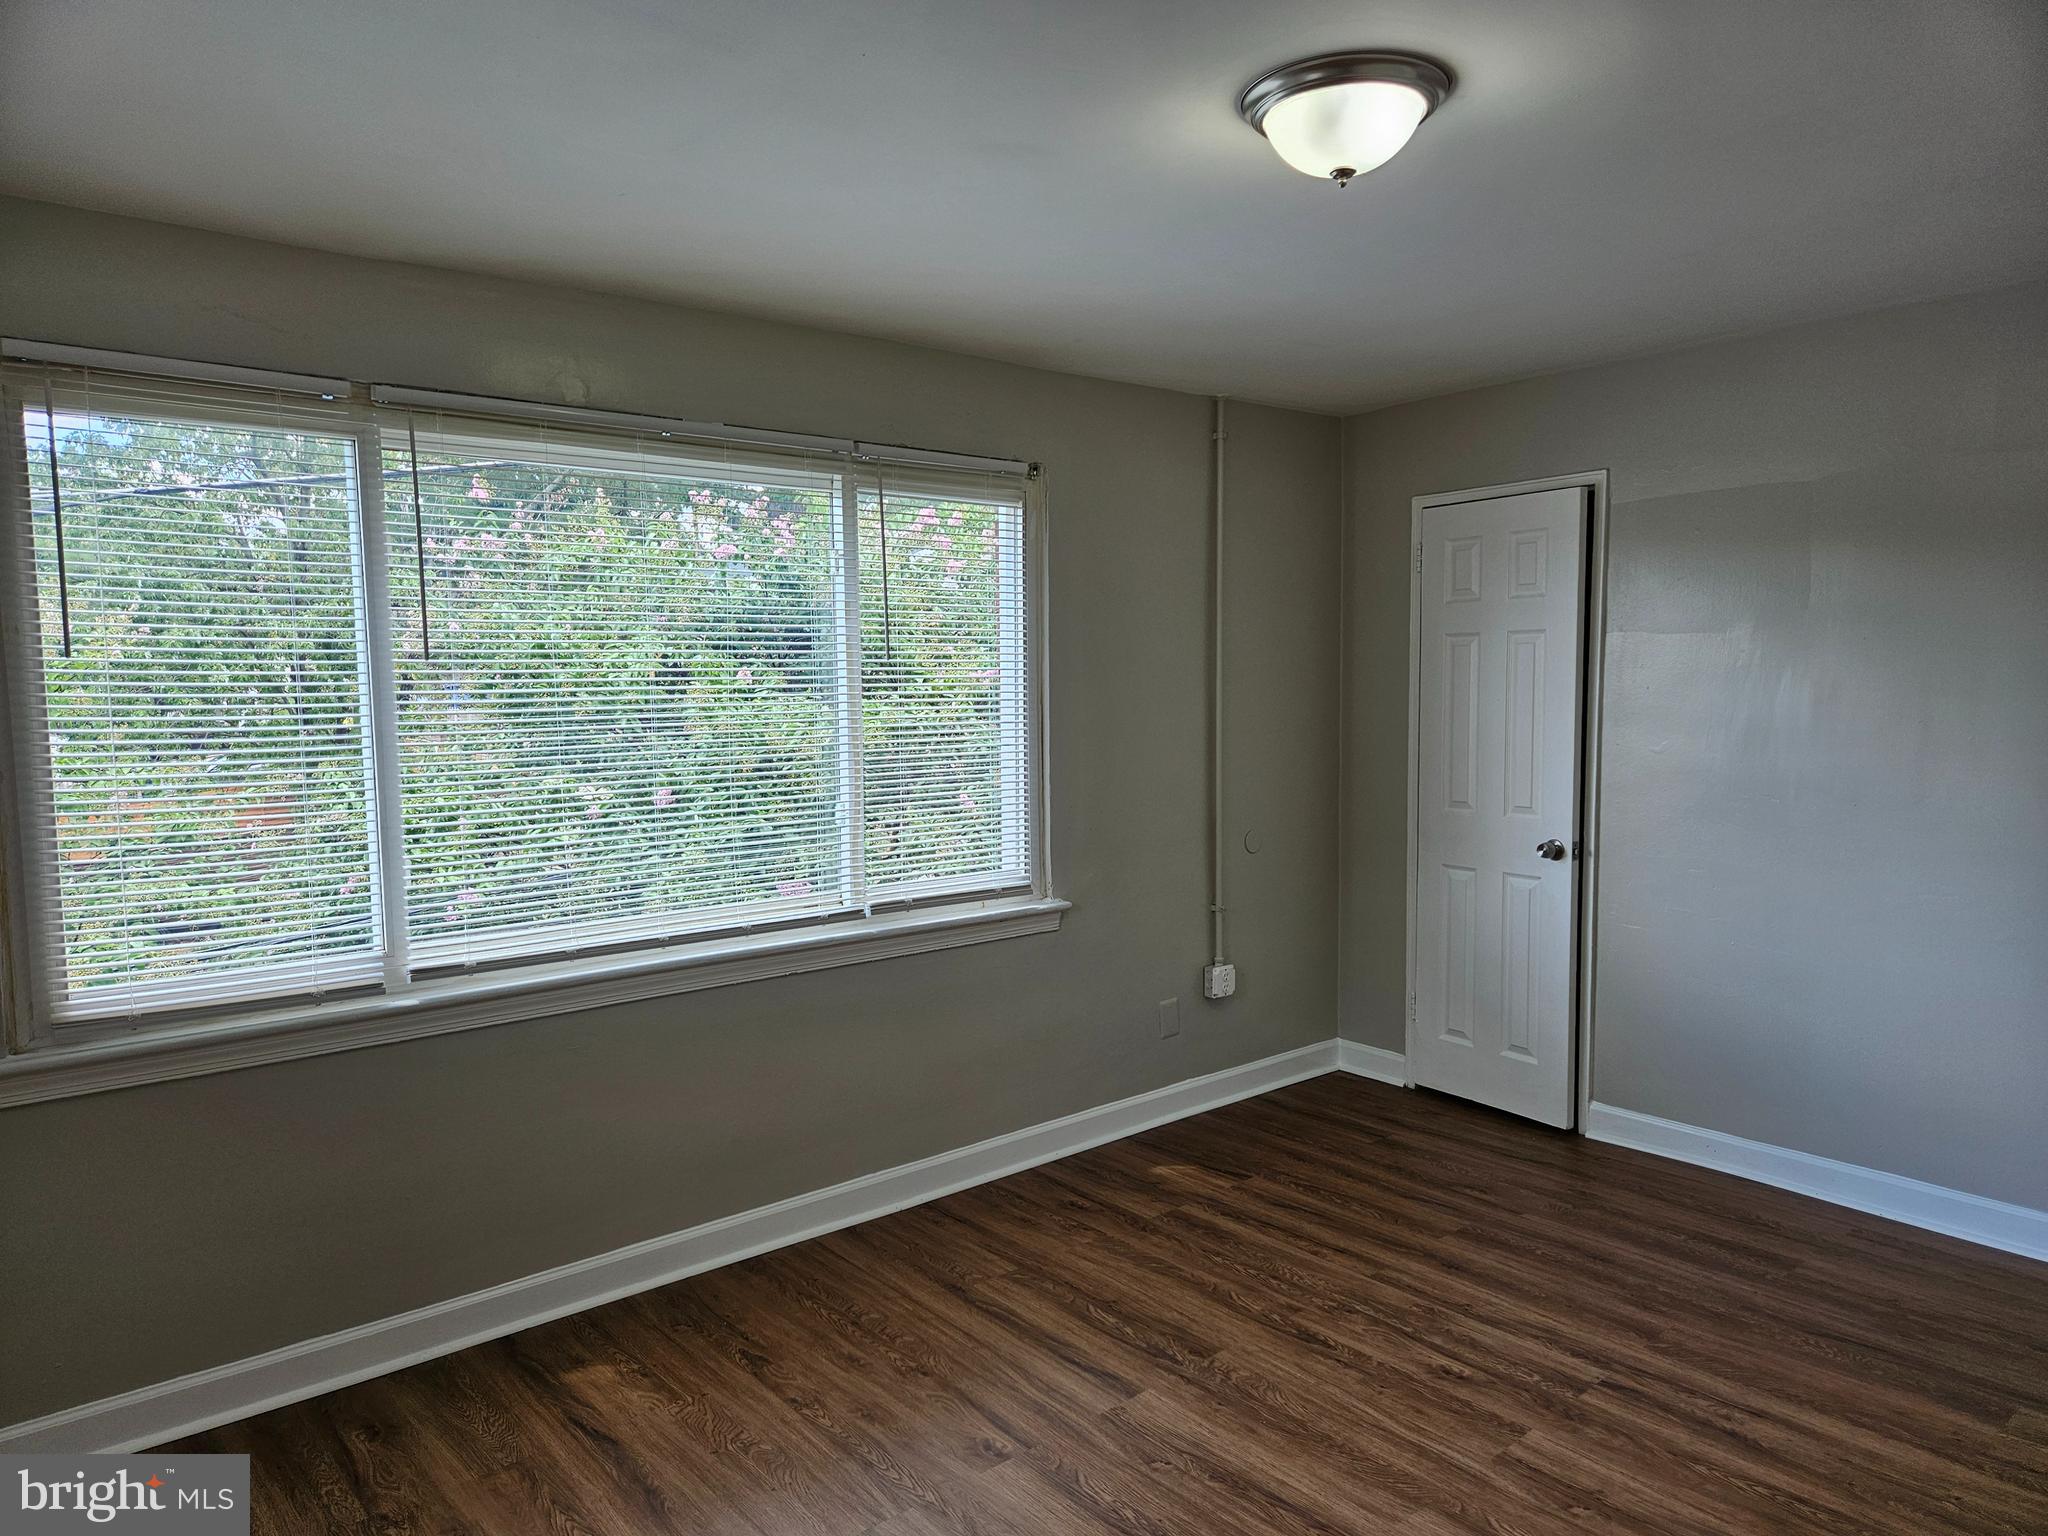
[859,466,1032,900]
[2,360,1038,1029]
[4,369,380,1021]
[384,411,855,968]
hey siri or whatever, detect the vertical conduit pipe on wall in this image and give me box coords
[1211,396,1228,971]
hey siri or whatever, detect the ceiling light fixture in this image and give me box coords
[1238,52,1453,188]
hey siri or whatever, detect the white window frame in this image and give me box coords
[0,346,1062,1106]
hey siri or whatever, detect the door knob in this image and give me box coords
[1537,839,1568,861]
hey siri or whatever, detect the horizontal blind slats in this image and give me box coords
[385,408,856,966]
[858,484,1030,895]
[3,358,1037,1028]
[8,367,381,1019]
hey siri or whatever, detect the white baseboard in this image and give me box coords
[1585,1101,2048,1264]
[0,1040,1339,1455]
[19,1051,2033,1455]
[1334,1039,1408,1085]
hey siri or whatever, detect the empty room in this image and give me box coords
[1,1,2044,1531]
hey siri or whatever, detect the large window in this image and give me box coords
[1,360,1041,1040]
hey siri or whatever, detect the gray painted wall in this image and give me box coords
[1341,279,2048,1210]
[5,190,2039,1430]
[0,198,1340,1426]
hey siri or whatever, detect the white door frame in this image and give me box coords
[1404,470,1610,1128]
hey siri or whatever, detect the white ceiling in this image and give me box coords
[4,0,2045,413]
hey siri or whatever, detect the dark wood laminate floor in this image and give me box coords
[170,1075,2048,1534]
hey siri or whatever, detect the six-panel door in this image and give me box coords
[1411,486,1586,1128]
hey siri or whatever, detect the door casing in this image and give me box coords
[1404,471,1610,1129]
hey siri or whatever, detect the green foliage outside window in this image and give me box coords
[24,406,1017,1002]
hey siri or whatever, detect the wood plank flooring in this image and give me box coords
[169,1075,2048,1533]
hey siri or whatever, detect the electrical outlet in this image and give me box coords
[1156,997,1181,1038]
[1203,963,1237,1000]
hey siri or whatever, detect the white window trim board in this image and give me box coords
[0,894,1068,1107]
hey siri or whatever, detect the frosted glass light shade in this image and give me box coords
[1260,80,1430,183]
[1237,53,1452,187]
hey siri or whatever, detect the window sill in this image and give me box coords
[0,895,1069,1107]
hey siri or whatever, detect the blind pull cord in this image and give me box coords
[40,377,75,658]
[407,416,432,661]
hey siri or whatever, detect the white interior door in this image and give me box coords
[1410,486,1586,1127]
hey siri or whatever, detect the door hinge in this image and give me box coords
[1408,992,1417,1024]
[1415,542,1423,575]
